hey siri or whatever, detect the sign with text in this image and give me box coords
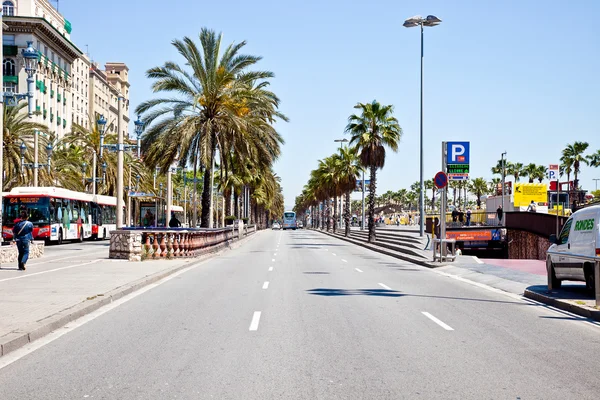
[513,183,548,207]
[446,141,470,181]
[446,230,492,241]
[548,164,559,181]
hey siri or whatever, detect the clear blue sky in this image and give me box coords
[60,0,600,207]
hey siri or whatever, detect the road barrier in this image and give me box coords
[109,225,257,261]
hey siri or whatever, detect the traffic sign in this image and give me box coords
[434,171,448,189]
[548,164,559,181]
[448,173,469,181]
[446,142,470,164]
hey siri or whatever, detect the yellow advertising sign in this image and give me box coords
[513,183,548,207]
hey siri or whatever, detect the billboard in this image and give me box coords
[513,183,548,207]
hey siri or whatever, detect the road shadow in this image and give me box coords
[526,284,593,300]
[307,288,527,305]
[303,272,330,275]
[288,243,345,246]
[307,288,403,297]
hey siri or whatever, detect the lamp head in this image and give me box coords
[21,41,39,77]
[82,161,88,173]
[134,114,143,137]
[19,142,27,156]
[423,15,442,26]
[46,143,53,158]
[101,161,107,173]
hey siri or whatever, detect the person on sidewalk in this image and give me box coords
[527,200,537,213]
[168,213,182,228]
[12,210,34,271]
[466,208,472,226]
[496,205,504,225]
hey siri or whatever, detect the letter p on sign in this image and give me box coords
[446,142,470,165]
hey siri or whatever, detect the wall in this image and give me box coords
[507,229,551,260]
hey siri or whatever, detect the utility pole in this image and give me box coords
[116,96,124,228]
[501,151,506,226]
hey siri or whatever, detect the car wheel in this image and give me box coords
[584,263,595,293]
[58,229,63,245]
[547,258,561,289]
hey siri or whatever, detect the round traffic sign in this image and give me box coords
[434,171,448,189]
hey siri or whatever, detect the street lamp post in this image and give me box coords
[134,115,143,159]
[404,14,442,237]
[501,151,507,225]
[81,161,107,193]
[20,141,52,181]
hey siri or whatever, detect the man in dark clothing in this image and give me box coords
[12,210,34,270]
[496,205,504,225]
[451,208,459,222]
[168,213,182,228]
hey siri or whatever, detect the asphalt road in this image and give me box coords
[1,229,600,399]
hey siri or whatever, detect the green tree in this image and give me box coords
[507,162,524,182]
[469,177,489,208]
[346,100,402,243]
[562,141,589,190]
[137,28,286,228]
[335,146,362,237]
[522,163,538,183]
[588,149,600,168]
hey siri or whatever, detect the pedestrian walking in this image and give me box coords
[12,210,34,271]
[466,208,472,226]
[496,205,503,225]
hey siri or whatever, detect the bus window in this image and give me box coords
[72,200,80,223]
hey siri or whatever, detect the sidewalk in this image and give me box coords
[0,234,257,357]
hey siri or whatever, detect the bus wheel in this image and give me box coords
[78,228,84,243]
[58,229,63,245]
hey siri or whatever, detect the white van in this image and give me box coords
[547,205,600,291]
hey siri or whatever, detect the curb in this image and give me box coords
[313,229,445,268]
[524,289,600,322]
[0,230,261,358]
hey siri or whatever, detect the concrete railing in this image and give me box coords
[0,242,44,264]
[109,224,257,262]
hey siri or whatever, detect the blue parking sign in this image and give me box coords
[447,142,470,165]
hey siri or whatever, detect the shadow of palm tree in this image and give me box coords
[307,288,403,297]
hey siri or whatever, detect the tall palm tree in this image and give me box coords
[425,179,435,212]
[2,103,49,190]
[562,141,589,189]
[533,165,547,183]
[334,146,361,237]
[137,28,286,227]
[345,100,402,243]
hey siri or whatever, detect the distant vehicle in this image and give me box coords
[282,211,297,230]
[547,205,600,291]
[297,221,304,229]
[272,222,281,230]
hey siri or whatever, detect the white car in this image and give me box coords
[272,222,281,230]
[297,221,303,229]
[547,205,600,291]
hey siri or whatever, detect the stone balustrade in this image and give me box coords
[109,224,257,262]
[0,242,45,264]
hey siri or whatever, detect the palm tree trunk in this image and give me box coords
[368,166,377,243]
[233,191,239,218]
[344,191,351,237]
[192,152,198,227]
[200,136,217,228]
[332,196,338,234]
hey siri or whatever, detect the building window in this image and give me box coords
[3,1,15,16]
[3,82,17,93]
[3,58,16,76]
[2,34,15,45]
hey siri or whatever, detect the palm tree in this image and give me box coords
[469,177,489,208]
[562,141,589,190]
[522,163,538,183]
[137,28,286,227]
[588,149,600,168]
[425,179,436,212]
[533,165,547,183]
[334,147,362,237]
[507,162,524,182]
[346,100,402,243]
[2,103,49,190]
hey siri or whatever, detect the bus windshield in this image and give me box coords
[3,197,50,225]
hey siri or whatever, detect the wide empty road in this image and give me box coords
[1,230,600,399]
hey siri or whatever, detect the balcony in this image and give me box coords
[50,89,55,98]
[43,109,47,119]
[50,113,54,122]
[57,116,61,125]
[57,93,61,102]
[35,106,41,113]
[3,76,18,84]
[63,119,67,128]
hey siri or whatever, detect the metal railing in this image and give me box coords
[546,250,600,306]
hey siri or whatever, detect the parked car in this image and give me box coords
[272,222,281,230]
[547,205,600,291]
[297,221,303,229]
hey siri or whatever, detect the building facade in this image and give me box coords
[2,0,129,139]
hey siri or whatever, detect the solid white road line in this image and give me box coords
[472,256,484,264]
[262,281,270,289]
[341,259,348,263]
[268,267,273,272]
[378,283,392,290]
[0,259,102,283]
[422,312,454,331]
[249,311,262,331]
[355,268,363,273]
